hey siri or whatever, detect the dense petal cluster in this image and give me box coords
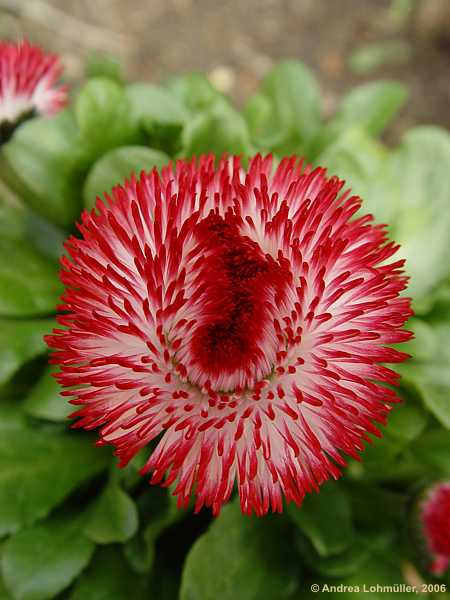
[0,39,66,141]
[47,155,412,515]
[421,481,450,575]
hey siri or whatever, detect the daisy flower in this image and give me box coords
[47,155,412,515]
[0,40,67,143]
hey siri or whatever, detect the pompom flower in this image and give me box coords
[0,40,67,143]
[420,481,450,576]
[47,155,412,516]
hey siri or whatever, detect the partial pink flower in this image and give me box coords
[0,40,67,140]
[421,481,450,576]
[47,155,412,516]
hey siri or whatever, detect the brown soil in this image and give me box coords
[3,0,450,140]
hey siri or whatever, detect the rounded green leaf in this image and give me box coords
[180,500,299,600]
[86,53,123,83]
[313,81,407,155]
[0,573,13,600]
[398,319,450,428]
[261,60,322,151]
[69,547,145,600]
[124,487,183,573]
[413,430,450,476]
[349,41,411,75]
[2,516,94,600]
[168,73,221,112]
[295,534,372,578]
[84,481,138,544]
[318,127,386,206]
[0,236,61,318]
[181,99,254,159]
[126,83,188,125]
[334,81,408,137]
[75,78,140,157]
[23,366,71,422]
[83,146,169,209]
[367,127,450,299]
[386,400,428,442]
[288,482,354,557]
[2,112,84,226]
[0,319,53,386]
[244,92,285,150]
[0,412,110,536]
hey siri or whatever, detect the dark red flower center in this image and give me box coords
[188,210,289,391]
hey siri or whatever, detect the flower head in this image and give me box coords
[0,40,67,142]
[420,481,450,576]
[47,155,412,516]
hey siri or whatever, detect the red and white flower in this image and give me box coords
[421,481,450,576]
[47,155,412,516]
[0,40,66,133]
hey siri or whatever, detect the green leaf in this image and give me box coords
[125,83,188,156]
[314,81,407,155]
[318,127,386,201]
[86,53,123,83]
[0,319,52,386]
[181,98,253,158]
[398,319,450,428]
[126,83,188,125]
[385,399,428,443]
[244,93,284,150]
[295,534,372,578]
[253,60,321,153]
[0,197,27,240]
[168,73,221,112]
[0,566,13,600]
[288,482,354,556]
[348,41,412,74]
[124,487,182,573]
[2,515,94,600]
[69,547,145,600]
[83,146,169,209]
[412,430,450,476]
[373,127,450,299]
[322,126,450,302]
[180,500,299,600]
[349,485,404,534]
[75,78,140,157]
[335,81,408,136]
[0,236,61,318]
[416,383,450,429]
[144,121,183,157]
[0,197,65,263]
[2,111,84,226]
[0,409,110,536]
[347,399,427,480]
[264,60,321,140]
[23,366,71,422]
[84,480,138,544]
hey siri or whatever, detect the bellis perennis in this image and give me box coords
[0,40,67,143]
[420,481,450,576]
[47,155,412,516]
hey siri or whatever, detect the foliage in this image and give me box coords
[0,56,449,600]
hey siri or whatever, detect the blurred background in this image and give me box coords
[1,0,449,140]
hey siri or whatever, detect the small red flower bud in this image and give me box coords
[421,481,450,576]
